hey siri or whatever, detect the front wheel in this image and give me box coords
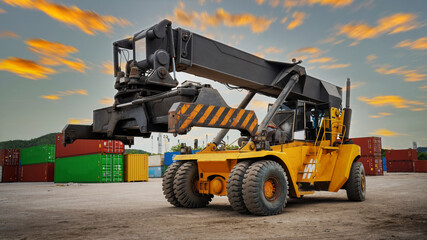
[346,162,366,201]
[173,161,213,208]
[242,160,288,216]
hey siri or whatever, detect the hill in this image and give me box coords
[0,133,59,149]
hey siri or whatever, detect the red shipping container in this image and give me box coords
[55,134,125,158]
[414,161,427,172]
[1,165,19,182]
[0,149,20,166]
[387,160,414,172]
[352,137,382,156]
[358,156,383,176]
[20,163,54,182]
[385,149,417,161]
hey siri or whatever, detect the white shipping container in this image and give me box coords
[0,165,2,182]
[148,155,164,167]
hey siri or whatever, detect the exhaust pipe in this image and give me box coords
[342,78,352,140]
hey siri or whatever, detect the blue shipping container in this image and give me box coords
[382,157,387,172]
[164,151,180,166]
[164,150,201,166]
[149,166,162,178]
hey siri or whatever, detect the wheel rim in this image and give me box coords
[263,176,280,201]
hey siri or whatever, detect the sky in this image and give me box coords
[0,0,426,153]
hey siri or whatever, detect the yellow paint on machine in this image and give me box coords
[124,154,148,182]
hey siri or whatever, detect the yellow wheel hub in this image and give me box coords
[264,180,276,199]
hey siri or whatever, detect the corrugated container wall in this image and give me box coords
[353,137,383,176]
[414,161,427,172]
[382,157,387,172]
[164,152,180,166]
[1,165,19,182]
[55,134,124,158]
[358,156,383,176]
[352,137,382,156]
[21,145,55,165]
[20,163,54,182]
[124,154,148,182]
[149,166,163,178]
[55,154,123,183]
[387,160,414,172]
[148,155,164,167]
[385,149,417,161]
[0,149,20,166]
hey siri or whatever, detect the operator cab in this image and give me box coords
[266,100,330,145]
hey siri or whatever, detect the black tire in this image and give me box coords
[173,161,213,208]
[162,161,184,207]
[242,160,288,216]
[346,162,366,201]
[227,160,252,213]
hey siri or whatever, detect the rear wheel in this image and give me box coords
[346,162,366,201]
[162,161,184,207]
[227,160,252,213]
[242,160,288,216]
[173,161,213,208]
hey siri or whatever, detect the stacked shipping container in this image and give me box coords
[148,155,164,178]
[20,145,55,182]
[386,149,417,172]
[352,137,383,176]
[54,134,125,183]
[0,149,20,182]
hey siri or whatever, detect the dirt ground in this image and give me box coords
[0,173,426,240]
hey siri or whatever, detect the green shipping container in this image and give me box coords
[54,154,123,183]
[20,145,55,165]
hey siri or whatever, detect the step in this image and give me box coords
[321,146,339,150]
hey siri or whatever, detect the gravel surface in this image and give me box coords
[0,172,426,239]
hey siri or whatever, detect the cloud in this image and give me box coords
[358,95,425,109]
[269,0,280,8]
[281,17,287,24]
[308,57,335,63]
[366,54,377,62]
[0,57,56,79]
[342,81,365,91]
[40,89,88,100]
[369,112,392,118]
[287,11,306,30]
[319,63,350,69]
[0,31,19,38]
[294,47,320,54]
[99,97,114,105]
[256,0,265,5]
[370,128,406,137]
[0,8,5,14]
[3,0,130,35]
[167,2,275,33]
[420,86,427,90]
[375,65,426,82]
[337,13,420,41]
[283,0,353,12]
[394,37,427,50]
[102,61,114,75]
[264,46,284,54]
[410,108,425,111]
[68,118,92,124]
[41,95,60,100]
[26,38,88,73]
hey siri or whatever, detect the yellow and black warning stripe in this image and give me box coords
[169,103,258,136]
